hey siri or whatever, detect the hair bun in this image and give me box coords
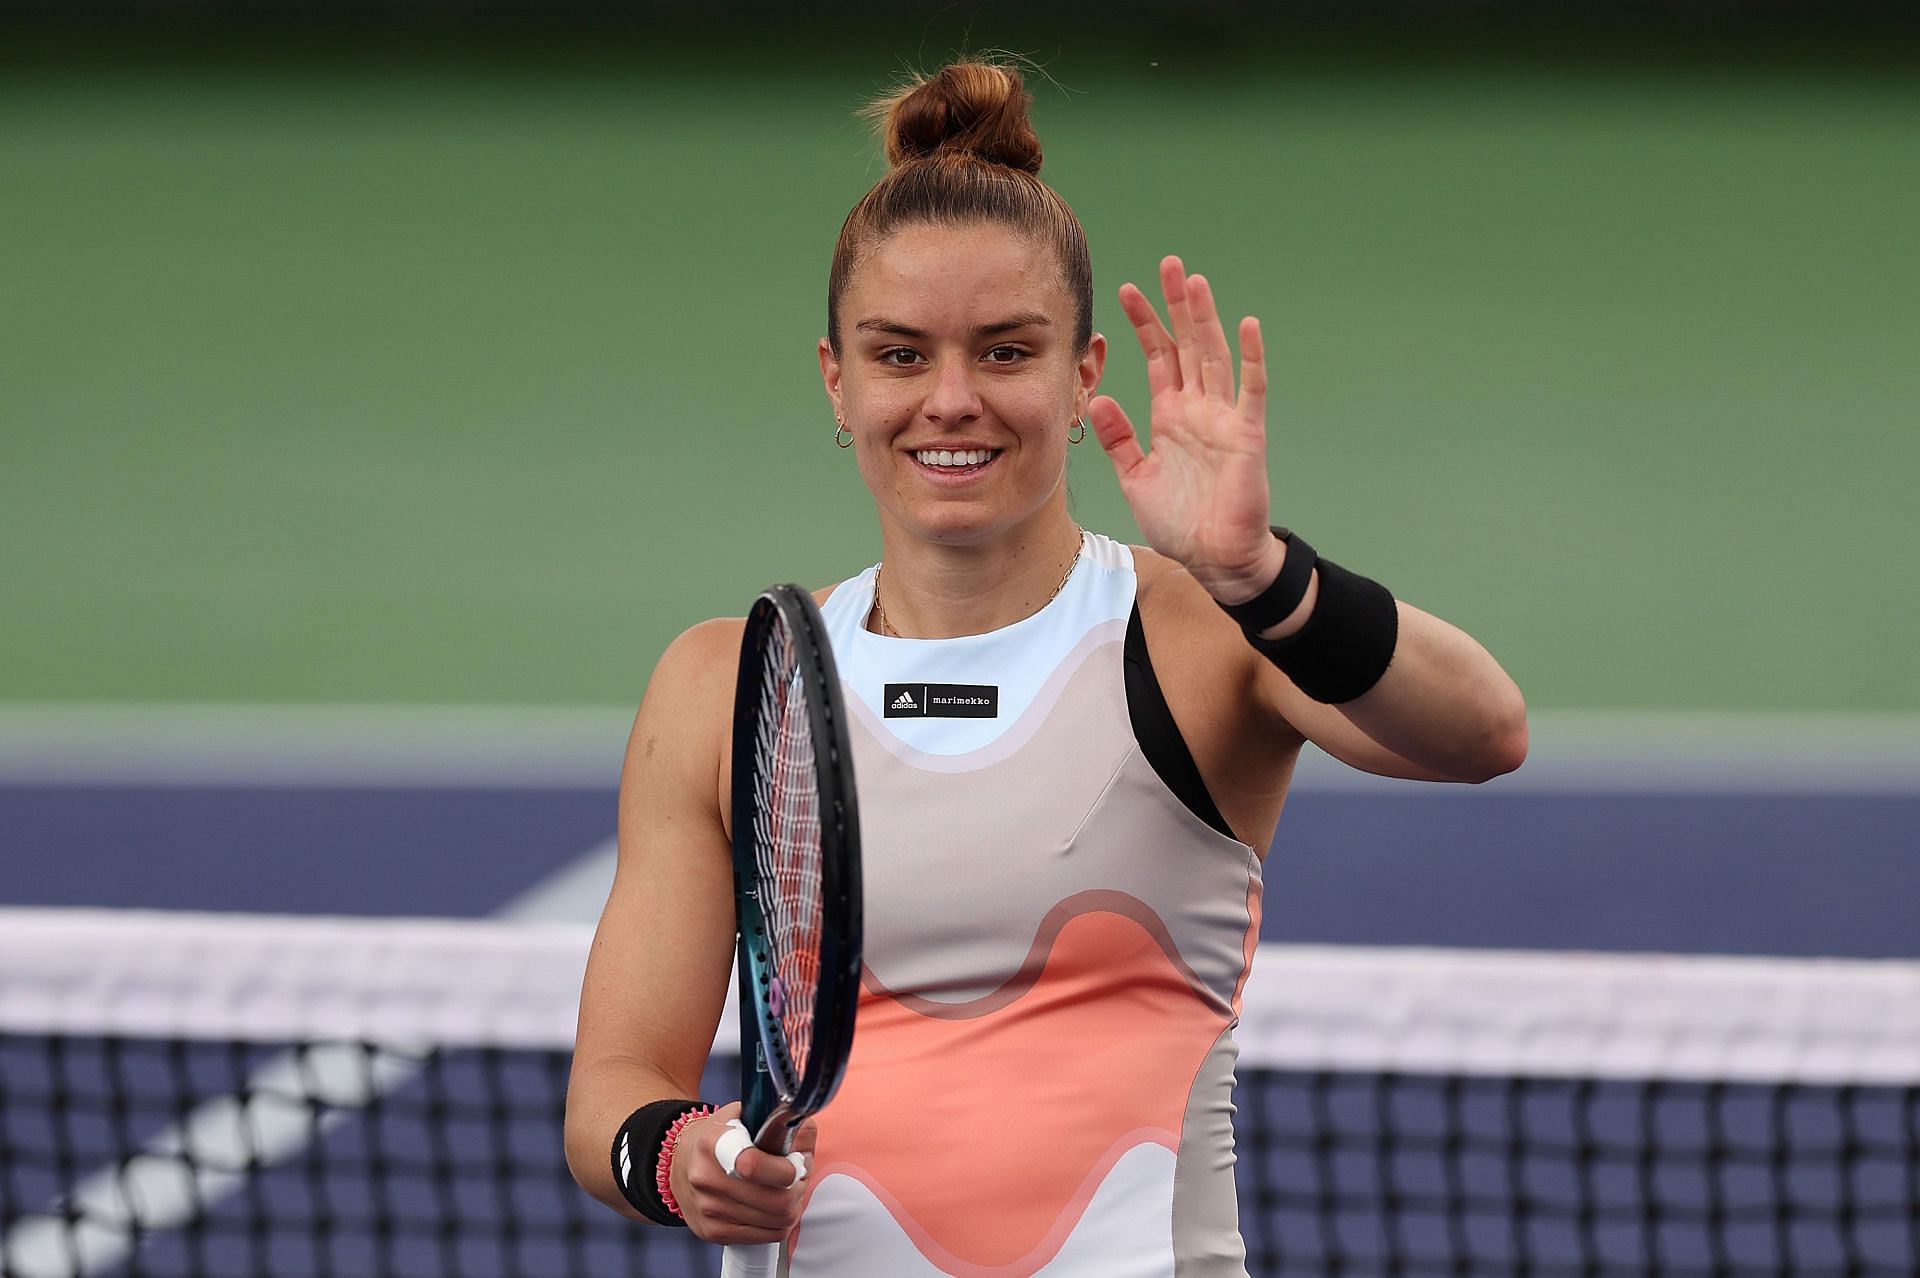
[871,61,1043,175]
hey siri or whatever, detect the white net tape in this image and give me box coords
[4,908,1920,1084]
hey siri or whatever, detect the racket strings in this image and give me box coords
[750,624,825,1092]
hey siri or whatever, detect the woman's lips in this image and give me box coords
[907,448,1002,483]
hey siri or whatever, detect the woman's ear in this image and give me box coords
[818,337,844,419]
[1075,332,1107,419]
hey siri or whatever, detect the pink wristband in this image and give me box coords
[654,1104,715,1219]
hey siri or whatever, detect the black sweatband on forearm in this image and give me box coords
[1246,553,1399,704]
[612,1098,710,1227]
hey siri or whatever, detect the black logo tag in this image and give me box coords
[884,683,999,718]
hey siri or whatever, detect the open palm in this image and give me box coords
[1087,255,1277,599]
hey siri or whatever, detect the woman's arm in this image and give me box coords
[1258,592,1528,785]
[1093,255,1525,796]
[565,619,811,1242]
[1144,559,1525,789]
[565,620,736,1211]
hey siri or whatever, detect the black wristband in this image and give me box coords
[612,1098,711,1227]
[1214,527,1316,634]
[1247,554,1398,704]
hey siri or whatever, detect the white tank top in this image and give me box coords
[782,530,1263,1277]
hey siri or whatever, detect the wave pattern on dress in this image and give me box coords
[788,903,1234,1277]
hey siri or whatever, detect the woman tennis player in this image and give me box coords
[567,59,1527,1276]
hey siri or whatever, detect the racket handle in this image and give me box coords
[720,1243,781,1277]
[714,1119,804,1275]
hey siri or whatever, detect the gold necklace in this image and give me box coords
[872,528,1085,638]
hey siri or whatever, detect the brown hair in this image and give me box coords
[826,60,1093,357]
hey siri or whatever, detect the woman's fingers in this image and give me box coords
[1088,396,1147,483]
[702,1189,800,1233]
[697,1205,796,1244]
[1186,274,1236,401]
[691,1165,799,1233]
[1118,282,1181,398]
[1127,259,1243,407]
[1159,255,1202,392]
[704,1141,810,1235]
[1236,316,1267,426]
[729,1144,808,1189]
[1116,257,1265,457]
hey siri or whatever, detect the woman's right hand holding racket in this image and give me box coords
[670,1102,818,1245]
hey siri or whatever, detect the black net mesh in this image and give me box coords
[1239,1070,1920,1277]
[7,1035,1919,1277]
[0,1035,714,1278]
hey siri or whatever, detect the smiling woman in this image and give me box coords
[565,57,1528,1277]
[826,219,1100,582]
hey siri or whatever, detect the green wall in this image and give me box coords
[4,25,1916,710]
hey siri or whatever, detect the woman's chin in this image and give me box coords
[886,498,1060,548]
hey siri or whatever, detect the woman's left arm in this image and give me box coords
[1265,589,1529,784]
[1088,256,1527,785]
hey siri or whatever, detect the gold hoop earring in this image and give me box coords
[834,420,853,449]
[1068,418,1087,445]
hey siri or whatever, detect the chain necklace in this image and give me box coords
[871,527,1085,638]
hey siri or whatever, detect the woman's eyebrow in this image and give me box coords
[854,312,1054,340]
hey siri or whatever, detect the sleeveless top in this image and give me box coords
[781,530,1264,1277]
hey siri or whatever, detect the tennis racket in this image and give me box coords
[717,584,863,1278]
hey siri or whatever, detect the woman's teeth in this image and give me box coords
[915,449,998,467]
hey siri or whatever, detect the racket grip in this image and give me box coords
[714,1119,804,1276]
[720,1243,781,1277]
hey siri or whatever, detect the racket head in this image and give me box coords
[729,584,862,1147]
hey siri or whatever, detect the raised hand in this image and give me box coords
[1087,255,1283,603]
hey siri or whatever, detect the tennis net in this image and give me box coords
[3,907,1916,1277]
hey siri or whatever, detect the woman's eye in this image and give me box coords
[879,348,922,366]
[984,346,1029,364]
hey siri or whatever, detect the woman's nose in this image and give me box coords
[920,357,983,426]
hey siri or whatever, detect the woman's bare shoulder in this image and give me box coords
[628,585,845,816]
[651,615,745,691]
[627,617,746,780]
[648,577,846,699]
[639,579,845,733]
[1129,544,1221,622]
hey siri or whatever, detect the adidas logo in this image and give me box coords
[886,681,997,718]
